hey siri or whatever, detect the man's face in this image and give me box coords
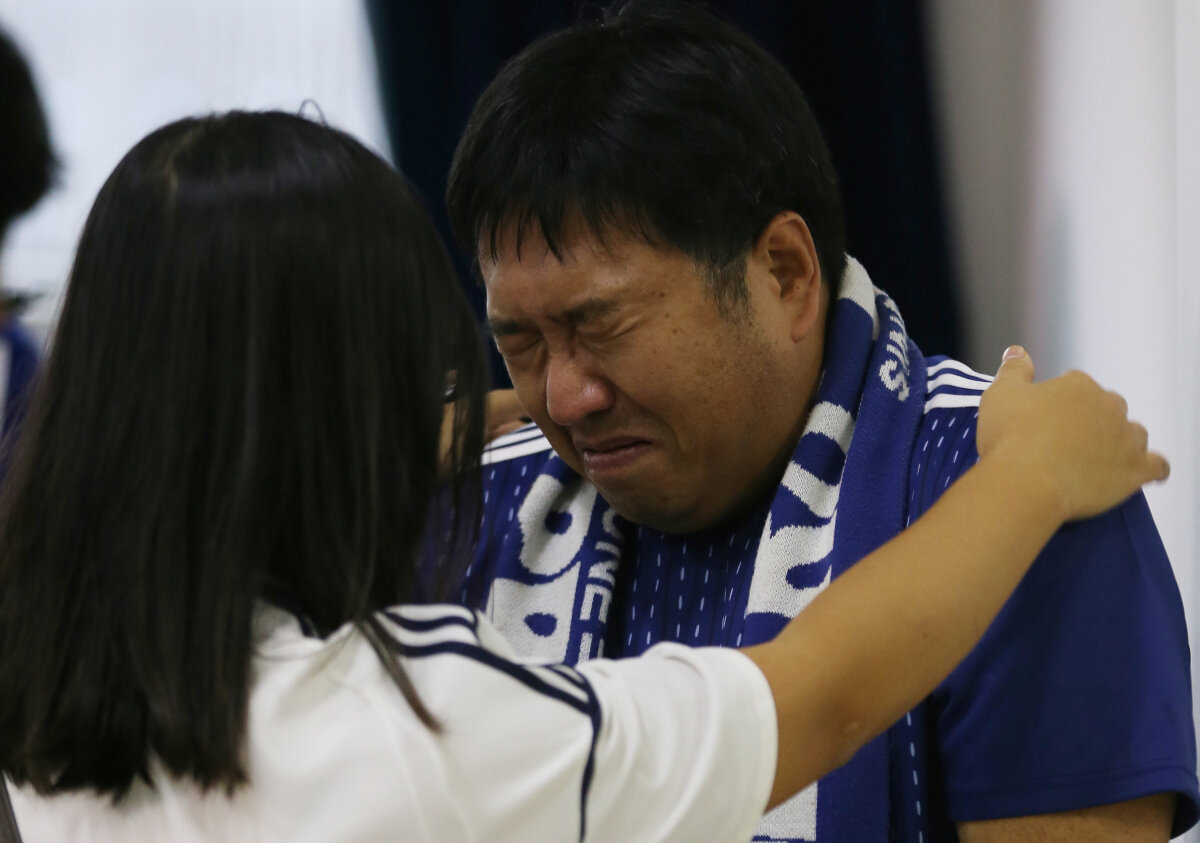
[482,223,822,533]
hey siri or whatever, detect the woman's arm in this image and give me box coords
[742,348,1168,809]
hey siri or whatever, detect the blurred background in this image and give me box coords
[0,0,1196,823]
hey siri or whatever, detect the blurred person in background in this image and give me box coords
[0,25,53,476]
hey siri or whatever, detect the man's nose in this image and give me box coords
[544,351,615,426]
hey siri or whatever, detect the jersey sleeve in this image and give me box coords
[577,642,778,843]
[402,609,777,843]
[911,403,1199,835]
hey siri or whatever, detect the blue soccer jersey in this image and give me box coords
[906,357,1198,839]
[457,356,1199,841]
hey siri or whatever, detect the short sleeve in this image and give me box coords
[928,495,1200,835]
[423,613,777,842]
[578,643,778,843]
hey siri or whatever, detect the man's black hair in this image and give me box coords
[0,26,57,242]
[446,0,847,308]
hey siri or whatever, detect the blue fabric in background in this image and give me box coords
[0,319,39,480]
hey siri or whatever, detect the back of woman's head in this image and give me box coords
[0,111,485,795]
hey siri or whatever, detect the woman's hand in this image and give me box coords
[976,346,1169,522]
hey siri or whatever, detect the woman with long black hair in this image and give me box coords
[0,112,1166,842]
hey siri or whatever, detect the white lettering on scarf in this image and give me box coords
[578,507,623,660]
[878,295,911,401]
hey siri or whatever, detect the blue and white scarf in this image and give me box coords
[473,258,927,841]
[743,260,926,840]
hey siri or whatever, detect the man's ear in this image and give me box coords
[751,212,824,342]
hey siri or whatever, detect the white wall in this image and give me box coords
[1027,0,1189,611]
[925,0,1037,376]
[930,0,1199,835]
[1179,13,1200,832]
[0,0,388,340]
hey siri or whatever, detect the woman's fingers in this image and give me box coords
[979,346,1170,521]
[1146,451,1171,483]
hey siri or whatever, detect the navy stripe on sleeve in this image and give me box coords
[402,640,593,716]
[383,605,602,841]
[382,608,478,635]
[576,677,602,843]
[545,663,592,695]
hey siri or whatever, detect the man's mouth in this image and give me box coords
[575,436,653,476]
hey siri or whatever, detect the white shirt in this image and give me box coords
[8,603,776,842]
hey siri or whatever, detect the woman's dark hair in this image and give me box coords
[0,26,57,241]
[446,0,847,311]
[0,111,486,796]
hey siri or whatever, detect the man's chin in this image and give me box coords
[593,485,709,535]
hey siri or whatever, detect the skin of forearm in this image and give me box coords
[743,455,1067,810]
[957,792,1175,841]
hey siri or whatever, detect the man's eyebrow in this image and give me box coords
[561,298,619,326]
[487,299,620,337]
[487,316,527,338]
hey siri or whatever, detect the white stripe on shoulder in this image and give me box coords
[927,372,992,393]
[926,358,994,383]
[482,428,554,465]
[924,359,992,413]
[924,392,984,412]
[485,423,544,449]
